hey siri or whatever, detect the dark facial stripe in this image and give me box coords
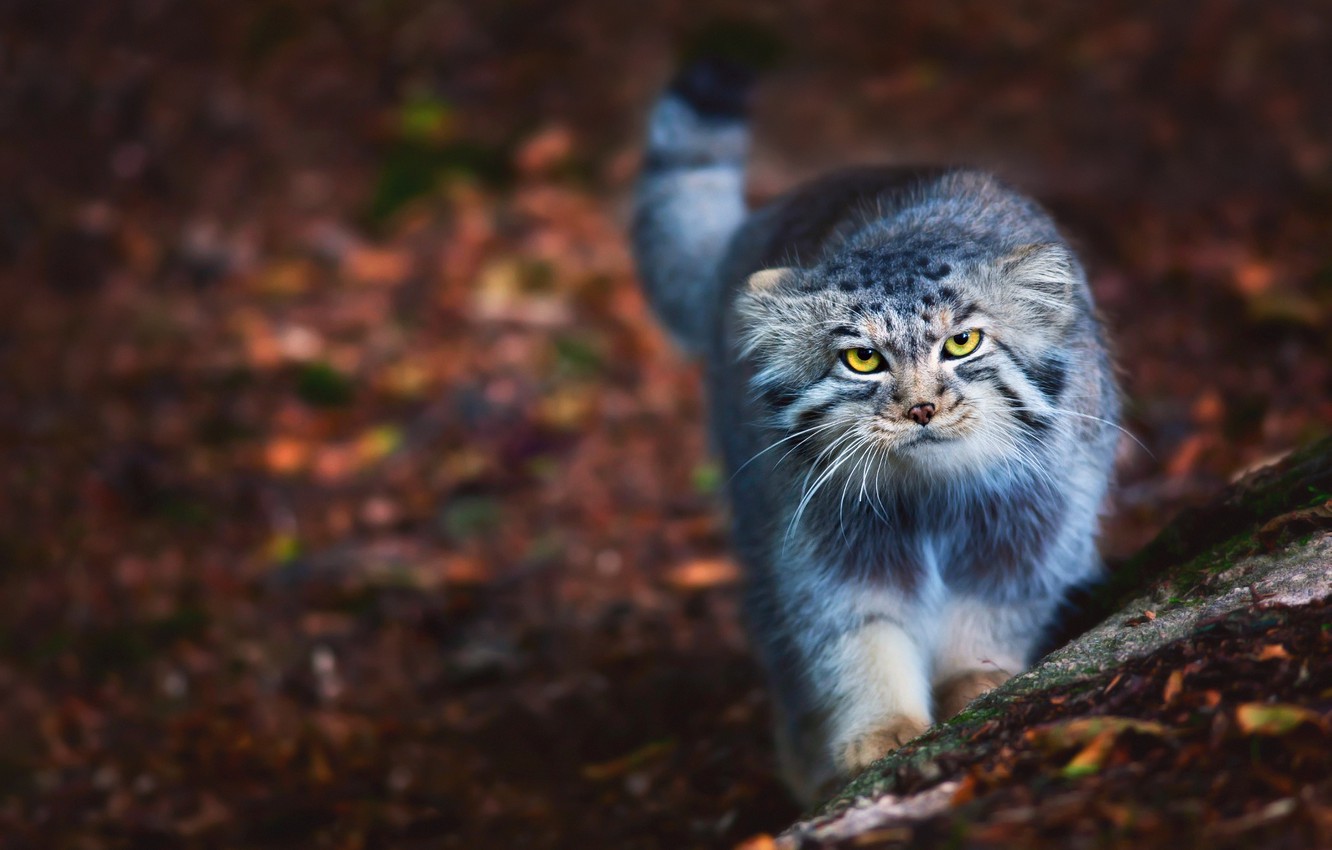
[794,399,837,432]
[1029,357,1068,401]
[762,386,801,411]
[844,381,881,401]
[994,340,1068,403]
[995,381,1052,434]
[950,304,977,326]
[830,325,859,338]
[954,360,998,383]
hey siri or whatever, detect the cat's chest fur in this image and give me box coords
[785,461,1059,597]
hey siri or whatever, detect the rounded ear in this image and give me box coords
[1000,243,1080,308]
[745,266,798,293]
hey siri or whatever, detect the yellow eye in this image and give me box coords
[841,347,885,374]
[943,329,983,358]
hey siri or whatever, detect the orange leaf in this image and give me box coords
[346,247,411,286]
[264,437,310,474]
[1234,261,1275,296]
[666,558,739,589]
[1027,716,1168,751]
[1162,669,1184,704]
[1063,728,1118,778]
[1165,433,1208,477]
[1256,644,1292,661]
[951,773,979,805]
[443,556,490,585]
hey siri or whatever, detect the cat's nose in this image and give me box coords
[907,402,936,425]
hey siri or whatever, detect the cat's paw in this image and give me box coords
[835,715,931,775]
[934,669,1011,719]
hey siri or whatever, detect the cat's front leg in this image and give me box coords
[823,615,934,776]
[932,595,1055,719]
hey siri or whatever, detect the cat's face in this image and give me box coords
[736,243,1085,477]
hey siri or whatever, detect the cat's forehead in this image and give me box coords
[817,246,957,296]
[813,242,982,300]
[806,245,980,336]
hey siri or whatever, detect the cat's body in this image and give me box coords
[633,62,1120,803]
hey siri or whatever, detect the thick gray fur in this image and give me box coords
[632,88,749,354]
[632,73,1121,804]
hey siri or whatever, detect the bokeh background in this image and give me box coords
[3,1,1330,847]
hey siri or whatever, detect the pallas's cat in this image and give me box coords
[632,61,1120,803]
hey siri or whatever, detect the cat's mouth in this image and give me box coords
[901,428,959,451]
[871,415,975,452]
[870,424,955,450]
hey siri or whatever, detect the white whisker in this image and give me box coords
[786,432,861,547]
[1007,405,1153,458]
[730,419,846,482]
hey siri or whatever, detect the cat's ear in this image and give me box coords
[745,266,798,293]
[1000,243,1082,317]
[735,266,805,361]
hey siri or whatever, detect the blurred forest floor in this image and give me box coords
[2,1,1330,848]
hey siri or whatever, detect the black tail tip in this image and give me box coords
[667,57,756,120]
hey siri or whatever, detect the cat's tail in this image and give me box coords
[632,59,754,355]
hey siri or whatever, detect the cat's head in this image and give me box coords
[735,236,1090,478]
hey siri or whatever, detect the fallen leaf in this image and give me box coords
[1244,291,1325,328]
[266,533,301,564]
[1256,500,1332,550]
[950,773,979,806]
[346,247,411,286]
[356,425,403,464]
[1062,728,1118,778]
[845,827,912,844]
[581,740,676,781]
[666,558,740,589]
[1256,644,1292,661]
[1125,610,1157,627]
[1027,716,1169,751]
[538,386,595,429]
[1165,433,1209,477]
[264,437,311,474]
[442,555,490,585]
[1191,390,1225,426]
[1203,797,1300,837]
[256,258,314,296]
[1234,260,1275,296]
[515,125,575,176]
[1162,669,1184,703]
[1234,703,1324,735]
